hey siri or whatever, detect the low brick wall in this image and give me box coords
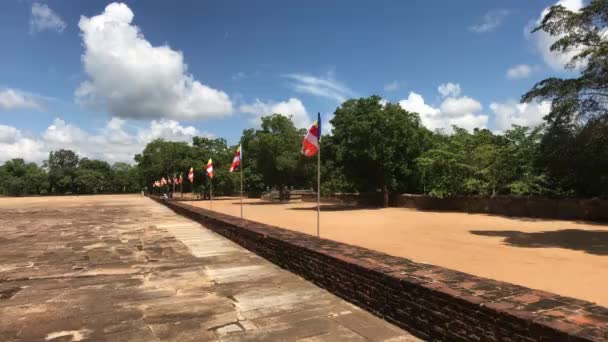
[151,196,608,341]
[302,193,608,222]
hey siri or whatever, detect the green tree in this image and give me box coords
[0,159,49,196]
[523,0,608,197]
[246,114,309,200]
[331,96,431,206]
[45,150,79,194]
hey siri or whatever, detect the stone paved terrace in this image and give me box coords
[0,195,418,341]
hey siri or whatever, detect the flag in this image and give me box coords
[167,177,172,185]
[302,113,321,157]
[179,174,183,184]
[161,177,167,186]
[188,167,194,182]
[206,159,214,178]
[230,145,241,172]
[173,175,178,184]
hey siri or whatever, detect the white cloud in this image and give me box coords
[399,90,488,133]
[490,100,550,132]
[470,9,510,33]
[437,83,461,98]
[440,96,483,117]
[506,64,533,80]
[284,72,354,103]
[0,118,205,164]
[0,89,42,111]
[30,2,67,34]
[527,0,584,70]
[240,98,310,128]
[76,2,233,120]
[384,81,400,92]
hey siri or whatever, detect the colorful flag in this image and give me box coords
[206,159,214,178]
[179,174,183,184]
[230,145,241,172]
[302,113,321,157]
[188,167,194,182]
[167,177,172,185]
[173,175,178,184]
[161,177,167,186]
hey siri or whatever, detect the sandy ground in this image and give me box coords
[0,194,416,341]
[190,197,608,307]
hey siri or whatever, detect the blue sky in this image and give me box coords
[0,0,582,163]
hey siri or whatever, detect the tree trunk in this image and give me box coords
[382,184,389,208]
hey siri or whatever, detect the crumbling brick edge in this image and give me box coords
[149,196,608,341]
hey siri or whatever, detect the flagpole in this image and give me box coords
[317,129,321,238]
[240,150,243,218]
[210,182,213,210]
[180,175,183,198]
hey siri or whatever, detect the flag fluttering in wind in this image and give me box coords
[302,113,321,157]
[161,177,167,186]
[230,145,242,172]
[188,167,194,182]
[179,174,183,184]
[167,177,172,185]
[173,175,178,184]
[206,159,214,178]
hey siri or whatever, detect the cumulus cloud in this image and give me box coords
[29,2,67,34]
[284,72,354,103]
[506,64,533,80]
[437,83,461,98]
[240,98,310,128]
[76,2,233,120]
[399,88,488,133]
[527,0,584,70]
[490,100,550,132]
[0,89,42,111]
[0,118,206,164]
[470,9,510,33]
[384,81,400,92]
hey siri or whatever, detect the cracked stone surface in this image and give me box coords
[0,195,419,341]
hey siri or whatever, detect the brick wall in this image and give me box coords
[302,193,608,222]
[151,197,608,341]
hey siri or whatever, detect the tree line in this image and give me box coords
[1,1,606,204]
[0,150,140,196]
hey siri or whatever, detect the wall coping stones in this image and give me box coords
[151,196,608,341]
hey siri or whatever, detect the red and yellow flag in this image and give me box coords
[206,159,214,178]
[302,113,321,157]
[230,145,241,172]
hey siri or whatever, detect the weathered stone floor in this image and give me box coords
[0,195,418,341]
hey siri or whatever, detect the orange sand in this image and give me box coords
[192,197,608,306]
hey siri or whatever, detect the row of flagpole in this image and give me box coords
[151,112,321,236]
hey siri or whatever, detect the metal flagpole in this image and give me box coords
[240,145,243,218]
[317,126,321,238]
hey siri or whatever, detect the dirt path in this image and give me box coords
[192,197,608,307]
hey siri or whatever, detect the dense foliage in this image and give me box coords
[0,150,139,196]
[521,0,608,197]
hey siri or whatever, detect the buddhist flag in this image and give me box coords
[230,145,241,172]
[302,113,321,157]
[161,177,167,186]
[206,159,214,178]
[167,177,172,185]
[188,167,194,182]
[179,174,183,184]
[173,175,178,184]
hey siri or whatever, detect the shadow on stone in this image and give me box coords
[470,229,608,255]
